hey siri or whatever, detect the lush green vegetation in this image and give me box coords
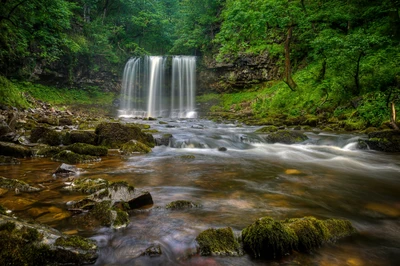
[0,0,399,128]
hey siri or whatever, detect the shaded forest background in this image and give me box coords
[0,0,399,128]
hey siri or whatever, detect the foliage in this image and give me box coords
[0,76,30,108]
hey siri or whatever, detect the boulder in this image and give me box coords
[0,141,32,158]
[166,200,201,210]
[66,130,96,145]
[155,133,173,146]
[53,163,79,177]
[0,214,98,265]
[363,130,400,152]
[120,140,152,154]
[66,143,108,156]
[52,150,101,164]
[35,145,63,157]
[196,227,242,256]
[264,130,308,144]
[64,177,109,194]
[95,122,155,148]
[241,216,355,259]
[142,244,162,257]
[30,127,64,146]
[255,126,278,133]
[0,155,20,165]
[0,176,40,192]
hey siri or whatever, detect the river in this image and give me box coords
[1,118,399,265]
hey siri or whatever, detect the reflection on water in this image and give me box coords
[1,119,399,265]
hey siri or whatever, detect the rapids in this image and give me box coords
[1,119,399,265]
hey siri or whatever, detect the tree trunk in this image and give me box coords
[390,102,399,130]
[284,26,297,91]
[354,51,364,95]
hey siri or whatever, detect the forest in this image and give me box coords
[1,0,399,129]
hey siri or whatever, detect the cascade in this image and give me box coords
[118,56,197,118]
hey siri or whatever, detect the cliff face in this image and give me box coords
[197,52,281,93]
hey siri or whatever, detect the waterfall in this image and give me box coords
[171,56,197,118]
[119,56,197,119]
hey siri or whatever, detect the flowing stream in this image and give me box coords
[0,119,399,265]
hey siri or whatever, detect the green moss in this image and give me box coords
[67,143,108,156]
[0,141,33,158]
[265,130,308,144]
[120,140,152,154]
[69,178,109,194]
[30,127,65,146]
[109,181,134,192]
[66,131,97,145]
[0,176,40,192]
[0,76,30,108]
[323,218,356,241]
[52,150,100,164]
[114,209,129,228]
[142,129,159,134]
[0,221,16,232]
[242,217,298,259]
[255,126,278,133]
[180,155,195,160]
[35,145,63,157]
[196,227,242,256]
[91,201,113,226]
[0,155,20,165]
[0,205,6,215]
[55,235,96,251]
[166,200,200,210]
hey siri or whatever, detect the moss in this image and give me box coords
[166,200,200,210]
[242,216,356,259]
[196,227,242,256]
[0,205,6,215]
[68,177,109,194]
[67,143,108,156]
[109,181,134,192]
[120,140,152,154]
[95,122,155,148]
[52,150,100,164]
[255,126,278,133]
[35,145,63,157]
[30,127,64,146]
[180,155,195,160]
[66,130,96,145]
[0,141,33,158]
[91,201,113,226]
[142,129,159,134]
[265,130,308,144]
[0,176,40,192]
[55,235,96,251]
[242,217,298,259]
[114,209,129,228]
[0,221,16,232]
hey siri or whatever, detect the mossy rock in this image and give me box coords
[265,130,308,144]
[340,120,366,131]
[364,130,400,152]
[66,130,96,145]
[302,116,318,127]
[67,143,108,156]
[95,122,155,148]
[0,176,40,192]
[34,145,63,157]
[0,205,6,215]
[166,200,201,210]
[242,217,297,259]
[242,216,355,259]
[0,155,20,165]
[30,127,65,146]
[0,141,32,158]
[52,150,100,164]
[255,126,278,133]
[196,227,242,256]
[0,214,98,265]
[37,116,59,126]
[180,155,195,160]
[64,177,109,194]
[120,140,152,154]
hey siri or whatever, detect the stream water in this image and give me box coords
[1,118,400,266]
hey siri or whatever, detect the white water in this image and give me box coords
[119,56,197,118]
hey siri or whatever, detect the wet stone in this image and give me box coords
[54,163,79,177]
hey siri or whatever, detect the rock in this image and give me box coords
[59,117,73,126]
[0,214,98,265]
[155,133,173,146]
[64,177,109,194]
[255,126,278,133]
[53,163,79,177]
[95,122,155,148]
[35,145,63,157]
[265,130,308,144]
[66,130,97,145]
[30,127,64,146]
[120,140,152,154]
[52,150,101,164]
[0,188,7,197]
[196,227,242,256]
[166,200,201,210]
[89,200,130,228]
[192,124,204,129]
[363,130,400,152]
[37,116,59,126]
[0,120,11,137]
[0,141,32,158]
[142,244,162,257]
[218,147,227,152]
[241,216,355,259]
[0,155,20,165]
[0,176,41,192]
[66,143,108,156]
